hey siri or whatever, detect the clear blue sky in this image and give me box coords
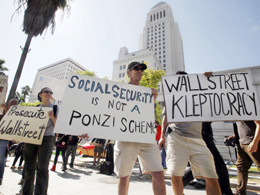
[1,0,260,94]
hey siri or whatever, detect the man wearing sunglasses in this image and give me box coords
[114,61,166,195]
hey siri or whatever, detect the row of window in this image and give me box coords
[119,73,126,78]
[119,65,126,70]
[150,10,166,22]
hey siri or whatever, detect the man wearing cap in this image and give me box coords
[159,71,221,195]
[114,61,166,195]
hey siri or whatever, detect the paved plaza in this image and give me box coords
[0,155,259,195]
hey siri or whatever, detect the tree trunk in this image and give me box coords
[7,33,33,102]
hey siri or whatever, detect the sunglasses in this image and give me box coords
[42,90,53,95]
[132,66,144,72]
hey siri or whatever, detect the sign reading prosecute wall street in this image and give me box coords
[0,106,51,145]
[162,72,260,123]
[54,73,156,144]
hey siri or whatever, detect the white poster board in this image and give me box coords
[162,72,260,122]
[0,106,51,145]
[55,73,156,143]
[28,73,66,104]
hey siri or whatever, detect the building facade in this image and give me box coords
[28,58,86,104]
[141,2,185,75]
[112,47,163,83]
[37,58,86,81]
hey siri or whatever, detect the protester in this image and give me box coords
[21,87,58,195]
[155,121,166,169]
[0,98,18,185]
[10,142,24,170]
[114,61,166,195]
[92,138,106,166]
[159,71,221,195]
[182,122,233,194]
[64,135,81,169]
[227,121,260,195]
[51,134,69,172]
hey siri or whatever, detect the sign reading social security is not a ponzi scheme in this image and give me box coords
[162,72,260,123]
[54,73,156,144]
[0,106,51,145]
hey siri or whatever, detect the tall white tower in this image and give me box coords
[142,2,185,75]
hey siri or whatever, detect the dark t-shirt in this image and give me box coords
[236,121,256,145]
[68,136,79,145]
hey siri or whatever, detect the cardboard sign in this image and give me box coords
[0,106,51,145]
[55,73,156,143]
[162,72,260,122]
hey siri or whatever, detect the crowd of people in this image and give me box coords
[0,61,259,195]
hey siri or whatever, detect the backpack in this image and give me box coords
[100,144,114,175]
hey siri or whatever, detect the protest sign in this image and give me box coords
[162,72,260,122]
[0,106,51,145]
[55,73,156,143]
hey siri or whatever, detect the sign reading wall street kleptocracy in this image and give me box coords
[0,106,51,145]
[162,72,260,123]
[54,73,156,143]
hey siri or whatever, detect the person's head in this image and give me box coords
[176,71,188,75]
[38,87,53,102]
[7,99,18,110]
[127,61,147,84]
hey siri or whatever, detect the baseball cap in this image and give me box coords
[127,61,147,71]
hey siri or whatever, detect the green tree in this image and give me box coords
[15,85,32,103]
[7,0,71,102]
[76,70,97,77]
[141,68,165,124]
[19,102,41,107]
[21,85,32,102]
[0,59,9,75]
[15,91,24,104]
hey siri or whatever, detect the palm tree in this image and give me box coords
[7,0,70,102]
[0,59,9,75]
[21,85,32,102]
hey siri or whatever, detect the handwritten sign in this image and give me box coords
[55,73,156,143]
[0,106,51,145]
[162,72,260,122]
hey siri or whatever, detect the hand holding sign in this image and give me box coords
[0,106,51,145]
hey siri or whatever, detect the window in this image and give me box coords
[119,73,121,78]
[163,55,165,58]
[157,13,159,19]
[120,65,122,70]
[123,65,126,69]
[163,64,166,67]
[159,56,161,59]
[160,11,162,18]
[122,73,125,77]
[150,15,152,22]
[163,10,166,17]
[159,51,161,54]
